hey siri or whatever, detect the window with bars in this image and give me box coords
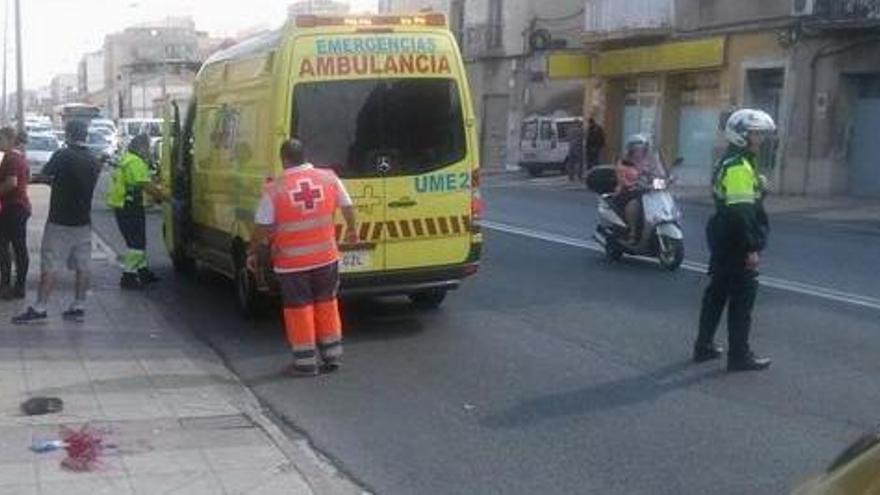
[487,0,503,50]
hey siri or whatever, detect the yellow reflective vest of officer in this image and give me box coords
[708,149,767,274]
[106,151,151,209]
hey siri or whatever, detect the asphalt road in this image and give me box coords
[90,176,880,495]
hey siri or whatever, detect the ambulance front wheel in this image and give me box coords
[409,289,447,310]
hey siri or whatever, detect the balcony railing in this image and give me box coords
[584,0,673,40]
[814,0,880,22]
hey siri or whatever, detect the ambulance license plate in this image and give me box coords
[341,251,370,271]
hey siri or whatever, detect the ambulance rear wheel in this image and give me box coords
[409,289,447,310]
[172,254,195,274]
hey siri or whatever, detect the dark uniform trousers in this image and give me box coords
[696,214,759,358]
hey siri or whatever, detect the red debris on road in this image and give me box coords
[59,425,106,472]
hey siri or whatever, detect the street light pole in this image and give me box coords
[2,0,9,124]
[14,0,23,132]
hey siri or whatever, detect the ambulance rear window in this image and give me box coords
[292,78,466,178]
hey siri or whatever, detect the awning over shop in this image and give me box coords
[548,52,591,79]
[594,37,726,77]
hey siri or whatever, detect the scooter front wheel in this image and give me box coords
[658,236,684,271]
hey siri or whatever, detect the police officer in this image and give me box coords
[693,109,776,372]
[247,139,358,377]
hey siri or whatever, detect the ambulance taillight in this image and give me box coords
[471,169,483,230]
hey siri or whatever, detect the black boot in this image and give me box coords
[727,352,771,372]
[120,272,143,290]
[693,343,723,363]
[138,268,160,284]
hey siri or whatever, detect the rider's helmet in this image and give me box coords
[625,133,651,156]
[624,134,651,159]
[724,109,776,148]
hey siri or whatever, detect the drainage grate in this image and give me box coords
[177,413,257,431]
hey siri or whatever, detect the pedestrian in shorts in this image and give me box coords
[12,120,100,324]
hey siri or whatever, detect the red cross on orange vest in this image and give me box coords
[291,180,324,211]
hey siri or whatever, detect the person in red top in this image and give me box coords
[0,127,31,300]
[248,139,358,377]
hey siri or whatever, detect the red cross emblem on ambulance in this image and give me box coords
[290,179,324,212]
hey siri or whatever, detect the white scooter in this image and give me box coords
[587,161,685,271]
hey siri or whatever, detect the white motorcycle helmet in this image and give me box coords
[724,109,777,148]
[625,133,651,155]
[623,134,651,158]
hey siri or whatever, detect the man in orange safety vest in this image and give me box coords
[248,138,358,376]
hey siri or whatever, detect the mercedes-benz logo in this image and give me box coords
[377,156,391,174]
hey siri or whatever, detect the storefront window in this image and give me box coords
[675,72,721,185]
[621,76,661,150]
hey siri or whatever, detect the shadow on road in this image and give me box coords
[342,298,428,342]
[480,360,723,430]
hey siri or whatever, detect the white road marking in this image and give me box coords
[91,232,118,261]
[482,220,880,312]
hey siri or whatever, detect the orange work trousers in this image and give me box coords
[277,262,343,369]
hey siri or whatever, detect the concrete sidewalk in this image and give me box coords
[0,186,362,494]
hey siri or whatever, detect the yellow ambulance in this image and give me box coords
[161,13,482,315]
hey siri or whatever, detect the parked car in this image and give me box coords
[85,130,117,166]
[90,124,119,154]
[24,132,60,176]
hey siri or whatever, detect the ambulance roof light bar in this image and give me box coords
[295,13,446,29]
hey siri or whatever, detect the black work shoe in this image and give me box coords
[120,273,144,290]
[727,353,772,372]
[285,364,318,378]
[138,268,160,284]
[62,308,85,322]
[319,362,341,374]
[693,343,724,363]
[12,306,48,325]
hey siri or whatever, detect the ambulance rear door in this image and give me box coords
[291,80,388,275]
[380,77,472,272]
[290,30,473,275]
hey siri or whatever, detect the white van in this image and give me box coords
[519,116,583,177]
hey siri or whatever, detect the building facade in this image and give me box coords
[381,0,588,172]
[581,0,880,196]
[78,51,105,96]
[78,51,109,113]
[287,0,351,16]
[103,17,202,119]
[50,74,79,107]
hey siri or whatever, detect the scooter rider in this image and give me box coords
[614,134,660,243]
[693,108,775,372]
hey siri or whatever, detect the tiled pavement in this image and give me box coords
[0,186,361,494]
